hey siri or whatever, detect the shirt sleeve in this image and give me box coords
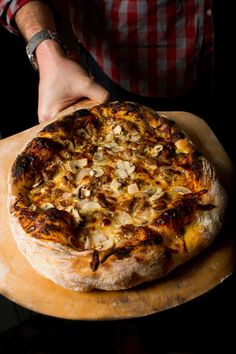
[0,0,32,34]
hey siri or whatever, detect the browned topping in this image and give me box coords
[41,115,75,134]
[101,218,111,226]
[74,109,91,118]
[12,154,35,181]
[153,189,213,235]
[42,163,59,181]
[100,233,164,268]
[171,129,185,142]
[44,208,72,224]
[191,151,203,180]
[17,207,75,245]
[90,250,100,271]
[158,119,175,137]
[153,198,168,211]
[114,247,132,259]
[99,247,130,264]
[11,138,64,184]
[27,138,63,157]
[175,153,192,168]
[156,143,176,166]
[137,226,163,244]
[196,203,215,211]
[96,192,117,211]
[19,208,38,221]
[121,224,136,236]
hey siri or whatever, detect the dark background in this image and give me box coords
[0,25,38,138]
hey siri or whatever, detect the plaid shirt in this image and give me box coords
[0,0,29,34]
[0,0,214,97]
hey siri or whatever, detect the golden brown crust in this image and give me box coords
[8,101,227,291]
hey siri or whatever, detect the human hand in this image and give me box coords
[37,46,109,122]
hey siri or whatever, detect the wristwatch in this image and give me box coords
[26,29,67,70]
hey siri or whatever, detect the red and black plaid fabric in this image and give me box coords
[0,0,29,34]
[0,0,214,97]
[71,0,214,97]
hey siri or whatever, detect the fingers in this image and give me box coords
[38,97,63,123]
[38,110,53,123]
[38,97,56,123]
[77,77,110,104]
[37,69,110,123]
[87,81,110,103]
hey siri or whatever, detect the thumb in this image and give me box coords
[80,78,110,103]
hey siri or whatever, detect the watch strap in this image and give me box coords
[26,29,67,70]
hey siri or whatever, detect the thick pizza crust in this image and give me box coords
[7,102,228,291]
[9,206,172,291]
[183,158,227,256]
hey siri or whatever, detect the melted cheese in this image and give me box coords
[26,106,204,252]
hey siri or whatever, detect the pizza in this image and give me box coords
[8,101,227,291]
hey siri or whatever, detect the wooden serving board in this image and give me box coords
[0,100,235,320]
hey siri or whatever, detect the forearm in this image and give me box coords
[12,0,109,121]
[15,1,65,72]
[15,0,56,40]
